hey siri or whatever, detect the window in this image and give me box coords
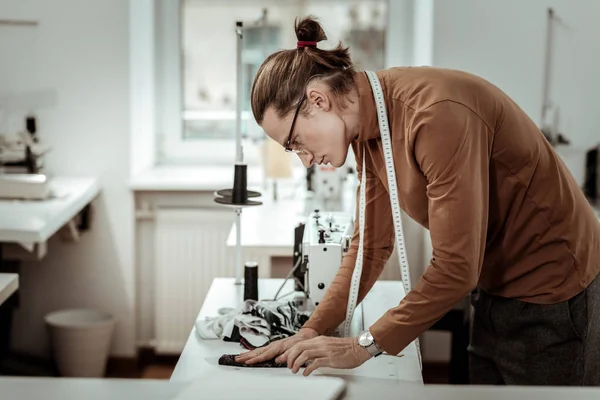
[157,0,388,166]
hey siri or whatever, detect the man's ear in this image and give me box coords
[306,83,333,111]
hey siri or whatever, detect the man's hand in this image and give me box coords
[235,328,319,365]
[284,336,372,376]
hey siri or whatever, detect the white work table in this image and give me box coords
[168,277,600,399]
[129,165,264,192]
[226,196,311,257]
[171,277,422,399]
[0,377,186,400]
[0,177,100,244]
[0,273,18,306]
[1,376,600,400]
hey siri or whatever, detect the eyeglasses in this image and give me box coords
[284,95,307,154]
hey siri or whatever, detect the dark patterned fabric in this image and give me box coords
[249,300,310,337]
[221,300,310,348]
[218,354,308,369]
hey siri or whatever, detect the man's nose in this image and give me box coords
[299,153,313,168]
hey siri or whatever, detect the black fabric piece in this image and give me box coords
[248,301,301,333]
[222,325,242,343]
[222,299,310,348]
[218,354,308,369]
[240,334,288,351]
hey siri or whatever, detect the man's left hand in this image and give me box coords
[282,336,372,376]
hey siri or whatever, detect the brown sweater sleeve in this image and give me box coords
[302,143,395,335]
[370,100,491,355]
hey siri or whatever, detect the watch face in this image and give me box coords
[358,331,373,347]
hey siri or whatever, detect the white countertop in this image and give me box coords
[0,273,18,306]
[129,165,311,192]
[128,165,265,192]
[0,377,186,400]
[1,376,600,400]
[167,277,600,398]
[0,177,100,244]
[226,184,356,252]
[170,277,423,397]
[226,196,311,253]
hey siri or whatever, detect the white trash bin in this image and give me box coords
[45,308,116,377]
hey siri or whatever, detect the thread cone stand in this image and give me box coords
[214,164,262,285]
[214,20,263,285]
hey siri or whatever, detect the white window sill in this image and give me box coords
[128,164,307,192]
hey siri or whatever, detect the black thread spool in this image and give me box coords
[244,261,259,301]
[214,164,261,206]
[26,115,37,137]
[232,164,247,204]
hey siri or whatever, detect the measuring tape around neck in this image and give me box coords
[343,71,421,368]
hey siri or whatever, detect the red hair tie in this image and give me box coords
[297,41,317,48]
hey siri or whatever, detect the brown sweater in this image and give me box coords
[302,67,600,356]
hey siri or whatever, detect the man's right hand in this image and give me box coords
[235,327,319,365]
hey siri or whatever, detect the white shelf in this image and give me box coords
[0,177,100,243]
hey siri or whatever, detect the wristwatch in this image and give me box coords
[357,329,383,357]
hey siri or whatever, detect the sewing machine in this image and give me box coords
[292,210,354,310]
[0,173,52,200]
[307,165,348,206]
[0,116,52,199]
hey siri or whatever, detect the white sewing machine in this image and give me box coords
[307,165,347,204]
[293,210,354,308]
[288,210,363,337]
[0,173,52,200]
[0,122,52,200]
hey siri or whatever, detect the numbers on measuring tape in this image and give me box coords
[342,71,422,369]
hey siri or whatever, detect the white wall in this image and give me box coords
[412,0,433,66]
[0,0,135,357]
[432,0,600,149]
[386,0,414,67]
[130,0,156,176]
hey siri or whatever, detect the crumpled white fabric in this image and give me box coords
[195,299,307,348]
[195,307,238,340]
[195,305,271,347]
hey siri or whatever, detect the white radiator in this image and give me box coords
[154,208,235,354]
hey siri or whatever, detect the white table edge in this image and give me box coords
[0,178,101,244]
[0,273,18,307]
[41,179,101,242]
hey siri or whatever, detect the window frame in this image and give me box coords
[155,0,391,166]
[156,0,263,166]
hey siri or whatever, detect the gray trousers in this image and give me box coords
[468,273,600,385]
